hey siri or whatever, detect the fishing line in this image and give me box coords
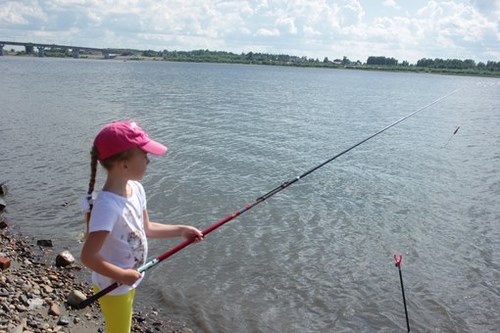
[77,88,460,309]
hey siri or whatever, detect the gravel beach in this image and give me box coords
[0,215,195,333]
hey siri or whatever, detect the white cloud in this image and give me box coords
[0,1,46,25]
[383,0,401,10]
[275,16,298,34]
[256,28,280,37]
[303,25,321,37]
[341,0,364,26]
[0,0,498,63]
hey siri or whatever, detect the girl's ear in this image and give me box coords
[120,159,129,170]
[107,159,125,172]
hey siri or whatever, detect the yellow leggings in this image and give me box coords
[93,285,136,333]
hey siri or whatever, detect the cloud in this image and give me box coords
[0,1,46,25]
[383,0,401,10]
[0,0,498,62]
[471,0,500,19]
[256,28,280,37]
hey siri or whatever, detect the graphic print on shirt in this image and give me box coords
[127,229,146,268]
[122,204,146,269]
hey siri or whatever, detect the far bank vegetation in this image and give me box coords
[8,47,500,77]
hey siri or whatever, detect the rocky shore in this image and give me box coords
[0,185,195,333]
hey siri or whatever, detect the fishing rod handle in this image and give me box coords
[76,282,119,309]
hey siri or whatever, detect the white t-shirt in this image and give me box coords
[89,180,148,295]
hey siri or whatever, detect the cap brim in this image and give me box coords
[141,140,168,155]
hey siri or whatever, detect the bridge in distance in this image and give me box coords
[0,41,137,59]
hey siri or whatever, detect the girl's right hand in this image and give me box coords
[119,268,142,286]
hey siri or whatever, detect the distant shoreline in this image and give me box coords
[2,52,500,78]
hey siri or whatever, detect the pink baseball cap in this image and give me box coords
[94,121,167,161]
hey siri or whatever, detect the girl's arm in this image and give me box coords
[81,230,142,286]
[143,210,204,241]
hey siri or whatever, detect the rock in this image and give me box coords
[19,294,29,306]
[27,298,44,310]
[42,284,54,294]
[0,182,7,196]
[0,226,193,333]
[57,316,70,326]
[36,239,53,247]
[66,290,86,307]
[48,303,60,316]
[177,328,194,333]
[0,256,10,270]
[15,303,27,312]
[55,250,74,267]
[0,220,7,229]
[0,198,5,213]
[9,318,25,333]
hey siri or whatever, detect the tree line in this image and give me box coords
[9,46,500,76]
[149,50,499,74]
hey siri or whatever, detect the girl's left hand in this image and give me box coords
[181,226,204,242]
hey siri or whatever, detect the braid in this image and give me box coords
[85,145,99,236]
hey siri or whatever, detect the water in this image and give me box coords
[1,57,499,332]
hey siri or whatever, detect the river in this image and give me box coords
[0,56,499,332]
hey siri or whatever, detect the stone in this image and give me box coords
[177,328,194,333]
[48,303,60,316]
[27,298,44,310]
[0,183,7,196]
[9,318,25,333]
[19,294,29,306]
[0,256,10,270]
[42,284,54,294]
[55,250,74,267]
[0,227,189,333]
[36,240,53,247]
[57,316,69,326]
[66,290,86,307]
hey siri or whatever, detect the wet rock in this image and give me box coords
[36,239,53,247]
[0,198,5,213]
[0,182,7,196]
[55,250,74,267]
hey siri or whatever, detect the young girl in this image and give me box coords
[81,121,203,332]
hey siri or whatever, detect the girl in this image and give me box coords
[81,121,203,332]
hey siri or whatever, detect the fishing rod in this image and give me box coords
[77,89,459,309]
[394,254,410,332]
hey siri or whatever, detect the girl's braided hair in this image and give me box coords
[84,146,99,236]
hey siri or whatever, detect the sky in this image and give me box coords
[0,0,499,64]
